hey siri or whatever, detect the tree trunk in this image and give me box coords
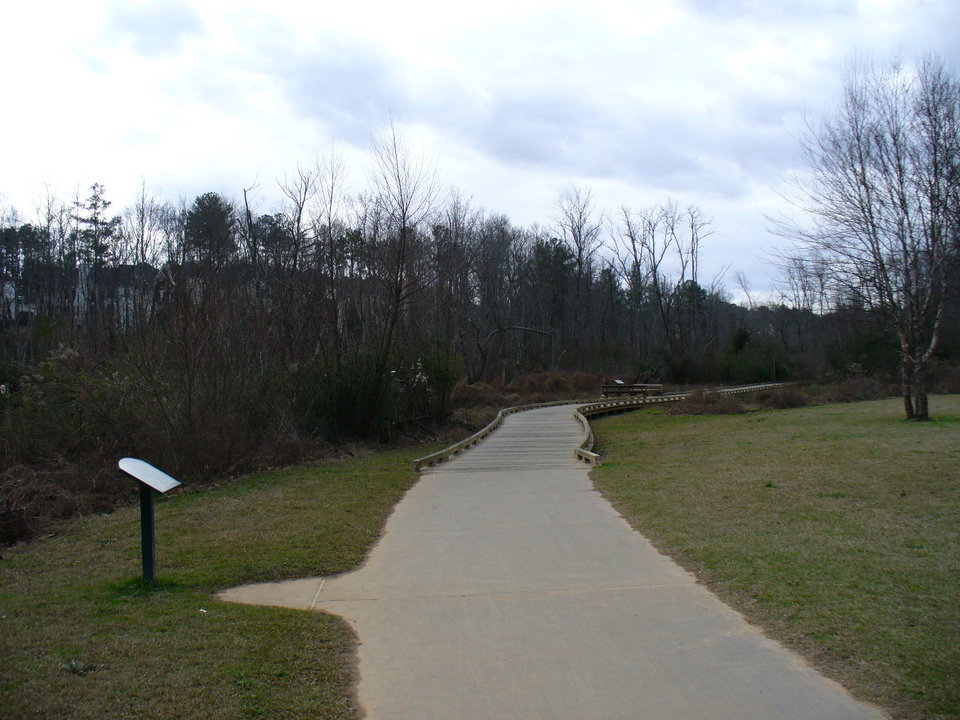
[900,358,916,420]
[912,362,930,420]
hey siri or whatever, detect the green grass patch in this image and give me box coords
[0,445,431,719]
[592,396,960,720]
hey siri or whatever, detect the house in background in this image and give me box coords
[74,262,160,328]
[0,276,37,327]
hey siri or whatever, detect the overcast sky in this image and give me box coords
[2,0,958,297]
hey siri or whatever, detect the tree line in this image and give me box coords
[0,57,958,502]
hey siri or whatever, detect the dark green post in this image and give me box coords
[139,483,156,583]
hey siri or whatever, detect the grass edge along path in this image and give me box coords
[590,396,960,720]
[0,444,431,720]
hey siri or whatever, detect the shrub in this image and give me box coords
[759,388,812,409]
[670,391,747,415]
[820,377,894,403]
[450,381,506,408]
[569,372,603,394]
[448,406,499,431]
[927,363,960,394]
[420,352,463,414]
[0,460,128,545]
[449,372,598,408]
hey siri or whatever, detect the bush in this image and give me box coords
[568,371,603,393]
[670,391,747,415]
[759,388,812,409]
[450,372,594,408]
[420,352,463,414]
[545,374,572,393]
[0,459,129,545]
[450,381,508,409]
[0,343,332,544]
[928,363,960,394]
[819,377,895,403]
[448,406,499,432]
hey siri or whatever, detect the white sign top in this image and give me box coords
[119,458,181,493]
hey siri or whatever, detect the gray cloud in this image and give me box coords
[109,0,203,55]
[432,85,796,200]
[192,1,833,205]
[184,5,834,209]
[256,37,411,148]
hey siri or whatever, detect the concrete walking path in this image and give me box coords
[220,404,887,719]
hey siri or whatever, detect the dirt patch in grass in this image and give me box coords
[591,396,960,720]
[0,445,429,719]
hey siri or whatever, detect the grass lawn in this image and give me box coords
[591,395,960,720]
[0,445,428,720]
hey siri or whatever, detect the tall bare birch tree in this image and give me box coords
[784,55,959,419]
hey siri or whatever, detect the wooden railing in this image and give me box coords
[412,382,801,472]
[600,383,663,397]
[411,400,578,471]
[572,383,800,466]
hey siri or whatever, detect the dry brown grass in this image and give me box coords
[668,390,748,415]
[816,377,898,403]
[450,371,602,410]
[757,387,812,409]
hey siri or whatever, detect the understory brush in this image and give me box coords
[669,390,748,415]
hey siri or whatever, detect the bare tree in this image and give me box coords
[775,254,830,315]
[119,182,169,267]
[371,121,439,237]
[278,164,318,272]
[311,144,351,365]
[735,271,755,310]
[0,196,18,227]
[314,144,350,276]
[556,185,602,294]
[607,200,715,379]
[554,186,602,364]
[238,182,262,268]
[432,189,477,352]
[780,55,959,419]
[362,120,440,429]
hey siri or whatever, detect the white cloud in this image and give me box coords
[0,0,956,293]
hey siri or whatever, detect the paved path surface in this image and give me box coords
[220,405,888,719]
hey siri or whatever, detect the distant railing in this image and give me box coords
[600,383,663,397]
[572,382,800,466]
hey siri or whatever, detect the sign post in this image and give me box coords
[118,458,181,584]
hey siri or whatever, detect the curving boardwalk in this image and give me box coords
[221,405,887,720]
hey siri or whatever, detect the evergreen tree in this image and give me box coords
[72,183,119,270]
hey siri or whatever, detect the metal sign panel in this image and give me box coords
[118,458,181,493]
